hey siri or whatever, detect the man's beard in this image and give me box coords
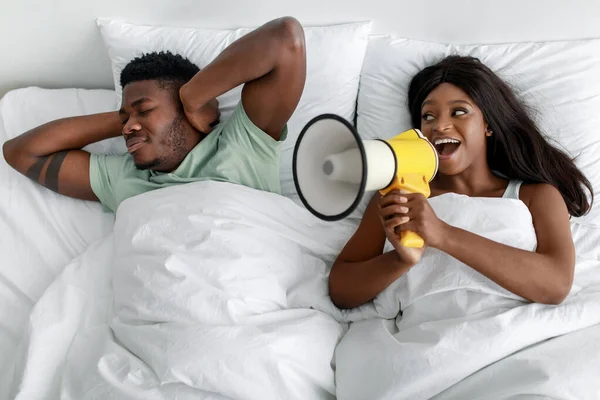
[135,114,188,171]
[135,157,160,171]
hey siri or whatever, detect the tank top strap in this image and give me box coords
[502,180,523,200]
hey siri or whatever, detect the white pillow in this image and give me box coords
[0,88,118,362]
[357,36,600,225]
[96,18,372,197]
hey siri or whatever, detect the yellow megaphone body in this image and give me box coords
[293,114,439,248]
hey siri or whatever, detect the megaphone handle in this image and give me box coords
[380,174,430,249]
[400,230,425,248]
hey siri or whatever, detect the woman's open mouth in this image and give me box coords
[434,137,461,160]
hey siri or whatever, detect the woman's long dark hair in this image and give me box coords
[408,55,593,217]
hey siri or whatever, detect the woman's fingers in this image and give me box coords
[384,215,410,232]
[379,204,409,219]
[395,220,416,233]
[379,193,408,208]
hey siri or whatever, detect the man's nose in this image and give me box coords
[123,119,142,135]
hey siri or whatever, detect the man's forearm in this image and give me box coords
[3,111,122,159]
[179,17,303,111]
[3,111,123,184]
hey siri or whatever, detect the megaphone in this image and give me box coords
[293,114,439,248]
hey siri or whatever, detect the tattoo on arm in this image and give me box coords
[45,151,68,192]
[25,151,69,193]
[25,156,48,183]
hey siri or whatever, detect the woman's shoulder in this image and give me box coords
[519,182,563,210]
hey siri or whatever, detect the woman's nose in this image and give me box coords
[433,117,452,133]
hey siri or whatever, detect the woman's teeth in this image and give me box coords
[434,138,461,156]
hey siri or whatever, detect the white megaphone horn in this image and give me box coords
[293,114,439,248]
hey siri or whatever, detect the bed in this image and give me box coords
[1,3,600,399]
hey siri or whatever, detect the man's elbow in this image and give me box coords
[2,138,18,168]
[275,17,305,54]
[3,137,33,173]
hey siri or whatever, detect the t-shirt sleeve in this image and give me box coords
[220,101,288,161]
[89,153,125,212]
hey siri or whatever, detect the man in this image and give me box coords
[3,17,306,212]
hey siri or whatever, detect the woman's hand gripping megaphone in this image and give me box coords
[378,190,426,264]
[374,128,439,248]
[379,175,430,248]
[378,190,450,252]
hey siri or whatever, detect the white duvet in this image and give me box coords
[336,193,600,400]
[7,181,600,399]
[9,181,358,400]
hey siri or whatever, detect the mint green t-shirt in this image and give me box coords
[89,101,287,212]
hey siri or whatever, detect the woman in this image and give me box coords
[329,55,593,309]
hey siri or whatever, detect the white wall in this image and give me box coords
[2,0,600,97]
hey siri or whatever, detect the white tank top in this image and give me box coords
[502,180,523,200]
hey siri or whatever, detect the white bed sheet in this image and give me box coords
[335,193,600,400]
[7,181,362,399]
[0,88,122,398]
[1,88,600,399]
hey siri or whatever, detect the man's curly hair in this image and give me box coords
[120,51,200,93]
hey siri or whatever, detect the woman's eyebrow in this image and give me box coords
[448,99,471,106]
[422,99,471,107]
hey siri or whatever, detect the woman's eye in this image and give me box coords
[139,109,152,116]
[422,114,434,121]
[453,109,467,116]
